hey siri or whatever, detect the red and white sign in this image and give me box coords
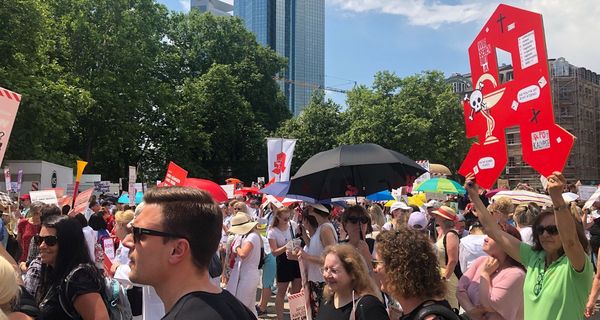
[4,167,11,192]
[73,188,94,214]
[0,86,21,167]
[458,4,575,188]
[162,161,188,187]
[267,138,297,182]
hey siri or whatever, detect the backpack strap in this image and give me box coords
[414,300,462,320]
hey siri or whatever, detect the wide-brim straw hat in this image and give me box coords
[432,205,457,221]
[228,213,258,235]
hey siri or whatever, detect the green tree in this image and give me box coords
[340,71,468,173]
[275,92,345,174]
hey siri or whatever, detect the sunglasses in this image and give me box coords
[347,216,369,224]
[132,226,187,243]
[34,235,58,246]
[535,224,559,236]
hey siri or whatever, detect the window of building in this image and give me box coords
[508,156,516,167]
[507,133,515,145]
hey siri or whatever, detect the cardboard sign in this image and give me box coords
[458,4,575,188]
[103,237,115,260]
[288,291,309,320]
[0,87,21,167]
[73,188,94,214]
[3,167,11,192]
[29,190,58,205]
[584,187,600,209]
[579,185,598,201]
[162,161,188,187]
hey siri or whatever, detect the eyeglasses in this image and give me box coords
[347,216,369,224]
[320,267,340,276]
[371,259,384,269]
[34,235,58,246]
[535,224,559,236]
[131,226,187,243]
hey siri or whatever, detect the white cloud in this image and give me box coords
[328,0,600,72]
[179,0,190,12]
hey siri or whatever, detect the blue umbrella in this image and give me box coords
[117,191,144,204]
[366,190,395,201]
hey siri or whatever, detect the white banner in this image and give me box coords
[220,184,235,199]
[29,190,58,205]
[584,187,600,209]
[267,138,297,182]
[4,167,11,192]
[412,160,431,191]
[128,166,136,207]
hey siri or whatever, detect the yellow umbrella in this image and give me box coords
[408,193,426,207]
[384,200,396,207]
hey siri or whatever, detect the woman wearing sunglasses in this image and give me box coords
[35,215,109,319]
[340,206,375,273]
[465,172,592,320]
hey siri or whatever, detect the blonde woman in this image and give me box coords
[316,244,388,319]
[110,210,135,273]
[1,254,33,320]
[368,204,385,232]
[226,213,262,317]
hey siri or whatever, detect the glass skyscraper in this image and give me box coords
[234,0,325,116]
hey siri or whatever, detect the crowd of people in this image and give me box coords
[1,171,600,320]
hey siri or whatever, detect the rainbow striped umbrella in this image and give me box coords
[414,178,466,194]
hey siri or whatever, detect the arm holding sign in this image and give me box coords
[547,172,587,272]
[464,174,522,263]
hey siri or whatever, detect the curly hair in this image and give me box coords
[376,227,445,300]
[489,197,514,217]
[322,244,380,303]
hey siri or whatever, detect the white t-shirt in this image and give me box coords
[519,226,534,246]
[239,232,262,274]
[267,221,298,248]
[459,234,487,272]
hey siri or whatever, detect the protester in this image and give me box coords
[17,202,43,263]
[123,187,255,319]
[316,244,388,320]
[432,205,461,309]
[487,197,514,229]
[368,204,385,233]
[267,207,301,319]
[295,203,338,318]
[35,215,108,319]
[340,205,375,269]
[455,214,469,238]
[88,212,111,272]
[374,227,458,319]
[1,255,34,320]
[382,202,412,231]
[456,226,525,319]
[19,194,31,218]
[226,212,262,317]
[459,221,487,272]
[513,203,540,246]
[465,172,592,319]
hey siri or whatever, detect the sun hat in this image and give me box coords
[228,213,258,235]
[432,205,457,221]
[390,201,412,212]
[307,203,330,215]
[408,212,428,229]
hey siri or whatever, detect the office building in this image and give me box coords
[447,58,600,188]
[234,0,325,115]
[191,0,233,17]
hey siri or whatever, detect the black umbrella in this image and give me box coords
[287,143,427,200]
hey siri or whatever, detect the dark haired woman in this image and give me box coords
[35,215,108,319]
[465,172,592,320]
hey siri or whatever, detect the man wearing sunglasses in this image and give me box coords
[123,187,256,320]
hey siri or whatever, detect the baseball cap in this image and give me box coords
[390,201,412,212]
[408,212,428,229]
[424,199,442,209]
[20,194,31,201]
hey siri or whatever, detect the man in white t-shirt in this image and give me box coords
[459,221,487,272]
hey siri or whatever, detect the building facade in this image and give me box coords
[191,0,233,17]
[448,58,600,188]
[234,0,325,116]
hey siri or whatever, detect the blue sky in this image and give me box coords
[157,0,600,106]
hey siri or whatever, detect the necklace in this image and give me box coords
[533,258,546,296]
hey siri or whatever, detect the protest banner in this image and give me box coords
[584,187,600,209]
[297,258,313,320]
[267,138,297,182]
[3,167,11,192]
[220,184,234,199]
[128,166,136,207]
[411,160,430,192]
[73,187,94,214]
[16,169,23,193]
[162,161,188,187]
[579,185,598,201]
[30,190,58,205]
[0,86,21,167]
[458,4,575,188]
[288,291,309,320]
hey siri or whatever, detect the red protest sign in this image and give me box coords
[0,87,21,167]
[458,4,575,189]
[73,188,94,214]
[162,161,188,187]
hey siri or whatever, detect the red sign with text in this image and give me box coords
[0,86,21,167]
[162,161,188,187]
[458,4,575,189]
